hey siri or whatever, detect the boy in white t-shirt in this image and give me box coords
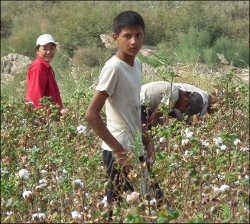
[85,11,162,214]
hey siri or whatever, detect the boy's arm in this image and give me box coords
[85,90,130,166]
[149,104,165,127]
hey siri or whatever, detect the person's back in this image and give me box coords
[140,81,179,112]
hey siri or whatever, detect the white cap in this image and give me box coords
[36,34,56,47]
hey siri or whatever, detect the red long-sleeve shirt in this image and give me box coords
[25,57,63,110]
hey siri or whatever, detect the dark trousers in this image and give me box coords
[102,150,134,204]
[102,150,164,206]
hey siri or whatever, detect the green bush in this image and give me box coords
[213,37,249,67]
[202,48,218,65]
[72,47,103,68]
[1,1,249,67]
[174,28,211,64]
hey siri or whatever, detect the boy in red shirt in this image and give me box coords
[25,34,63,112]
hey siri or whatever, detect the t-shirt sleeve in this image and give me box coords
[96,65,119,96]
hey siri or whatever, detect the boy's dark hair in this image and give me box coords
[113,11,145,34]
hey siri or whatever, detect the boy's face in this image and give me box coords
[36,43,56,63]
[113,26,144,58]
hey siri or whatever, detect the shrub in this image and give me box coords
[174,28,211,64]
[202,48,218,65]
[213,37,249,68]
[72,47,110,68]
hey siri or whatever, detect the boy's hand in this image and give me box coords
[146,150,155,170]
[115,150,133,174]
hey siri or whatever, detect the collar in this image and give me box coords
[36,56,51,69]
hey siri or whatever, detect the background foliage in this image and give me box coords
[1,1,249,223]
[1,1,249,67]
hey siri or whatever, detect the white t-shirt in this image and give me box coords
[174,83,209,116]
[96,55,142,152]
[140,81,179,111]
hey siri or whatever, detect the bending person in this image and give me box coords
[140,81,217,128]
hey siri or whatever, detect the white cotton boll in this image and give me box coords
[22,190,32,199]
[185,128,194,138]
[159,137,166,143]
[73,179,84,188]
[71,211,82,219]
[212,186,221,193]
[185,131,193,138]
[219,184,230,192]
[173,144,179,149]
[233,139,241,145]
[101,196,109,208]
[32,213,46,220]
[131,192,140,200]
[184,150,189,156]
[245,175,249,180]
[220,145,227,150]
[201,140,209,147]
[84,192,89,198]
[18,169,29,180]
[77,125,88,134]
[218,173,225,180]
[102,196,107,204]
[234,180,240,185]
[6,211,13,216]
[126,192,140,204]
[181,139,189,146]
[240,147,249,152]
[214,137,223,146]
[126,194,134,204]
[77,125,84,131]
[150,198,157,206]
[39,179,48,187]
[40,170,48,177]
[201,150,207,156]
